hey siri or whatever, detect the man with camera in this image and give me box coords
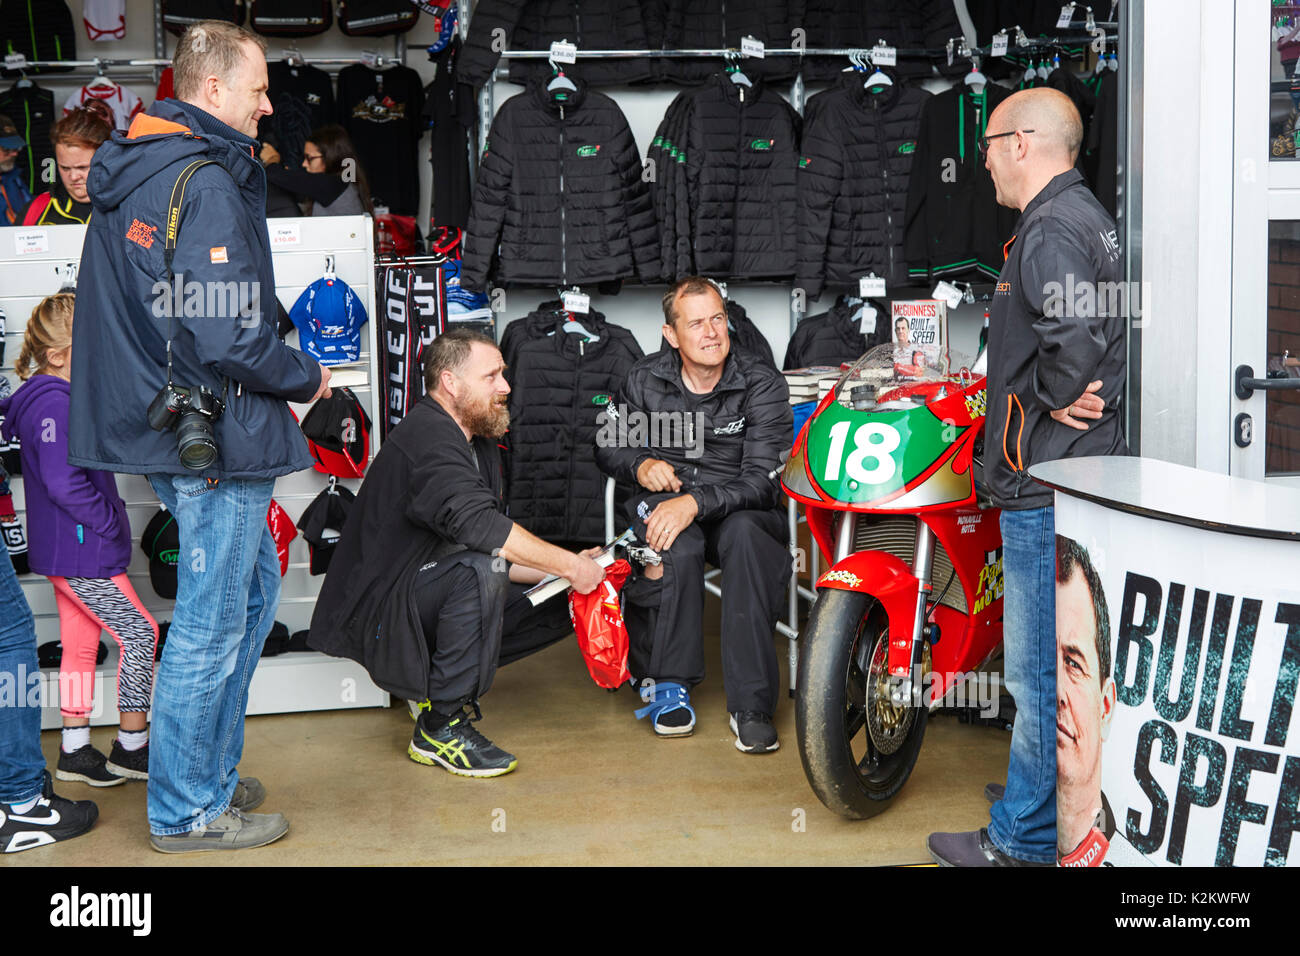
[68,21,331,853]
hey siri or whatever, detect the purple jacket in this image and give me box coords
[0,374,131,577]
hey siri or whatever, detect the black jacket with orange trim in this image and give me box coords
[984,169,1127,511]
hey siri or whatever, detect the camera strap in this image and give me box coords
[162,159,230,404]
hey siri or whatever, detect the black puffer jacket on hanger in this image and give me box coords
[795,0,961,82]
[657,0,796,84]
[668,73,802,281]
[457,0,654,92]
[461,71,659,292]
[507,312,644,544]
[797,73,930,299]
[782,296,889,370]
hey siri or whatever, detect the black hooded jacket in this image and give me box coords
[797,74,930,298]
[461,72,658,292]
[783,296,888,370]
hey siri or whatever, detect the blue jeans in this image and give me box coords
[989,506,1057,864]
[0,553,45,805]
[146,475,279,835]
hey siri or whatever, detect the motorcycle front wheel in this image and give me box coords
[795,588,929,819]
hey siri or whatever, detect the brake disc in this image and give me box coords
[864,628,927,755]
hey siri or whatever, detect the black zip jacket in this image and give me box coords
[782,295,888,370]
[595,346,791,522]
[656,0,796,85]
[985,169,1127,511]
[797,75,930,297]
[795,0,962,83]
[308,396,515,700]
[458,0,653,92]
[461,72,658,292]
[507,316,644,543]
[0,0,75,75]
[903,82,1019,282]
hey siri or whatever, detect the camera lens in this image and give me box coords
[176,411,218,471]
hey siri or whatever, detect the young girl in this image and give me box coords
[0,293,158,785]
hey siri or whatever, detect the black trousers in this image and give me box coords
[623,493,789,715]
[412,550,575,710]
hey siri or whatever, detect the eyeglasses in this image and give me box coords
[303,153,324,163]
[977,129,1035,156]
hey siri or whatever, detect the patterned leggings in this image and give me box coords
[48,574,159,718]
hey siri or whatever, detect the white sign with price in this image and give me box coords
[13,230,48,256]
[1057,3,1077,29]
[990,32,1009,57]
[870,46,897,67]
[741,36,765,58]
[3,53,26,69]
[859,276,886,298]
[270,223,301,247]
[549,40,577,65]
[858,305,877,335]
[932,281,964,310]
[562,291,590,314]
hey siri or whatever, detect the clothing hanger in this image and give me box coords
[963,56,987,93]
[283,44,304,68]
[725,51,752,88]
[14,67,32,89]
[546,49,577,94]
[554,287,598,340]
[864,52,892,91]
[86,61,118,91]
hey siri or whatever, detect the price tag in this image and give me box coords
[13,230,48,256]
[947,40,954,68]
[360,51,379,68]
[1057,3,1076,29]
[932,281,964,310]
[990,32,1009,57]
[859,305,877,335]
[270,223,301,247]
[870,45,897,67]
[562,291,590,314]
[859,275,887,297]
[549,40,577,65]
[741,35,765,58]
[3,52,27,69]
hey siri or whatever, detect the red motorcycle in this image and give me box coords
[782,345,1004,819]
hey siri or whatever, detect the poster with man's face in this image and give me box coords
[1054,499,1300,867]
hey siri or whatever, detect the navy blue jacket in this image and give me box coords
[68,99,321,480]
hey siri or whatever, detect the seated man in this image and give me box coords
[596,277,793,753]
[309,330,604,777]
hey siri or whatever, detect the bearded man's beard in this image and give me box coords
[457,392,510,438]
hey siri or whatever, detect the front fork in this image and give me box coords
[832,512,934,705]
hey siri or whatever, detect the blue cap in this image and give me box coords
[289,276,369,366]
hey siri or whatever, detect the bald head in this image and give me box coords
[983,88,1082,211]
[994,88,1083,161]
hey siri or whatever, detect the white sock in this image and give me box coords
[117,728,148,751]
[9,795,40,813]
[61,726,90,753]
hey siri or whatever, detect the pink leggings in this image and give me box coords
[48,574,159,719]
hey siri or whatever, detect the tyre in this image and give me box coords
[795,588,930,819]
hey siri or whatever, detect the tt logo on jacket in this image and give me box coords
[713,417,746,436]
[750,139,775,152]
[576,144,602,158]
[898,141,916,155]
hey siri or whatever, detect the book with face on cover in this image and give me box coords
[891,299,947,378]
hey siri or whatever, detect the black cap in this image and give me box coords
[300,387,370,479]
[141,506,179,599]
[298,483,355,575]
[261,620,291,657]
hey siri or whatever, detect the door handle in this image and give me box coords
[1234,364,1300,399]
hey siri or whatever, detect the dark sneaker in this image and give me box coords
[149,807,289,854]
[56,745,125,788]
[926,828,1054,867]
[1,771,98,853]
[105,740,148,780]
[231,777,266,812]
[729,712,780,754]
[408,706,518,777]
[984,782,1005,804]
[633,680,696,737]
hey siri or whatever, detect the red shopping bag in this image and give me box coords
[567,559,632,689]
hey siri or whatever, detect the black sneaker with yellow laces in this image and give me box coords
[408,703,518,778]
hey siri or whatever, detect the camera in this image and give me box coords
[147,383,225,471]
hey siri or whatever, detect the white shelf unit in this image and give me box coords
[0,217,390,730]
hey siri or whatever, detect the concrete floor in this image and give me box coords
[11,622,1011,867]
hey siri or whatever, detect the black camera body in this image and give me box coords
[148,383,225,471]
